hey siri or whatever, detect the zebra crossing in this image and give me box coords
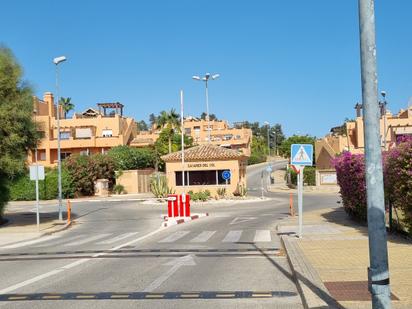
[159,230,275,244]
[0,229,277,250]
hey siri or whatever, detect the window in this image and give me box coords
[61,152,71,160]
[175,170,231,186]
[102,129,113,137]
[80,149,90,156]
[37,131,45,138]
[39,150,46,161]
[185,128,191,135]
[75,128,92,139]
[59,132,70,140]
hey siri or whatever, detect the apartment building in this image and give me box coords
[130,117,252,156]
[315,103,412,185]
[30,92,136,166]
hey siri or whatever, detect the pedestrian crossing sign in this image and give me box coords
[291,144,313,166]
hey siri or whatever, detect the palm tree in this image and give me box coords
[59,97,74,119]
[156,109,180,153]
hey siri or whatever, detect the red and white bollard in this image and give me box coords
[179,194,191,217]
[167,194,179,218]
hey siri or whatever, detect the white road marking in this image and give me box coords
[1,235,60,249]
[253,230,272,242]
[64,234,111,246]
[222,230,242,243]
[36,235,84,247]
[0,227,165,295]
[229,217,257,225]
[190,231,216,243]
[143,255,196,292]
[158,231,190,243]
[96,232,139,245]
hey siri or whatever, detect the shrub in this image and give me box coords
[332,152,367,221]
[233,184,247,197]
[287,166,316,186]
[8,167,74,201]
[113,184,125,195]
[64,154,115,196]
[150,174,174,198]
[107,146,155,171]
[217,187,226,198]
[188,190,211,201]
[384,139,412,234]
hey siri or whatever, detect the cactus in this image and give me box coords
[150,174,174,198]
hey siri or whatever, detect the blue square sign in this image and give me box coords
[291,144,313,166]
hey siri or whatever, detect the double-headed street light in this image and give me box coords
[192,73,220,142]
[53,55,67,221]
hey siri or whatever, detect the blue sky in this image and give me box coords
[1,1,411,137]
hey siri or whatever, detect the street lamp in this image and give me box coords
[264,121,270,157]
[53,55,67,221]
[192,73,220,142]
[379,91,388,150]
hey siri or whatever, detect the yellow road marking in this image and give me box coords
[76,295,96,299]
[216,293,235,298]
[180,294,199,298]
[145,294,164,298]
[8,296,27,300]
[252,293,272,297]
[110,295,129,299]
[42,295,62,299]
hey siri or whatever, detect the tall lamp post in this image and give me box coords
[264,121,270,157]
[192,73,220,142]
[379,91,388,150]
[358,0,391,307]
[53,55,67,221]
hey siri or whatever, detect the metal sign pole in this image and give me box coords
[298,166,304,238]
[35,156,40,231]
[180,90,186,216]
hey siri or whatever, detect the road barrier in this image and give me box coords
[289,193,295,216]
[167,194,190,218]
[67,200,72,223]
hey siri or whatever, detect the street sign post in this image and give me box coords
[222,170,231,186]
[290,144,313,238]
[30,164,45,230]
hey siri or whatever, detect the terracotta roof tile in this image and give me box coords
[161,144,246,162]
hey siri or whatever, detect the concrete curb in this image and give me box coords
[281,235,338,309]
[43,220,72,235]
[161,213,209,228]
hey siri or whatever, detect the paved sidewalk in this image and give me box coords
[0,212,70,246]
[279,206,412,309]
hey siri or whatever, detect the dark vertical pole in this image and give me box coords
[358,0,391,308]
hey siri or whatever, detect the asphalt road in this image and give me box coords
[0,162,340,308]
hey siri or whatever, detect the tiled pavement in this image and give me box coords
[279,207,412,309]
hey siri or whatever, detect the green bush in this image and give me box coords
[113,184,125,195]
[188,190,211,202]
[150,174,174,198]
[64,154,115,196]
[8,167,74,201]
[107,146,155,171]
[287,166,316,186]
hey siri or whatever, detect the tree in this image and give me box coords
[149,113,157,127]
[278,135,316,159]
[137,120,148,131]
[0,46,38,217]
[270,123,285,154]
[107,146,155,170]
[156,109,180,153]
[59,97,74,119]
[200,112,218,121]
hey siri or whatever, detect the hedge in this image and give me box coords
[287,166,316,186]
[8,168,74,201]
[333,139,412,234]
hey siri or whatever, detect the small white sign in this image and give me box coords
[167,196,177,202]
[29,165,45,181]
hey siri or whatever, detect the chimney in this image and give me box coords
[44,92,55,117]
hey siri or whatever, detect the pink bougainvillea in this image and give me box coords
[332,152,367,220]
